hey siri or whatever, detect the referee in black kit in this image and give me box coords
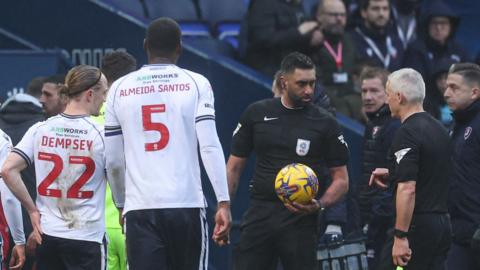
[370,68,451,270]
[227,52,349,270]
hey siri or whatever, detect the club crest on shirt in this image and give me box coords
[296,139,310,156]
[464,126,472,140]
[372,126,381,138]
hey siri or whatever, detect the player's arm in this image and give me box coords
[320,165,349,208]
[2,153,35,216]
[226,155,247,201]
[105,80,126,210]
[0,182,26,270]
[1,152,42,245]
[196,119,231,246]
[105,130,125,210]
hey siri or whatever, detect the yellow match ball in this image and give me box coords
[274,163,319,204]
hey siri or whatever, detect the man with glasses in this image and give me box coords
[310,0,362,120]
[403,0,470,81]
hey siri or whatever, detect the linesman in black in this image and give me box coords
[370,68,451,270]
[227,52,349,270]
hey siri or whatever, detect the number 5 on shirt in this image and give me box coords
[142,104,170,152]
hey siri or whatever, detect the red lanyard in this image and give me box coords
[323,40,343,70]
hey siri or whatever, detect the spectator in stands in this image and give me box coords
[242,0,323,76]
[444,63,480,270]
[350,0,404,71]
[391,0,421,49]
[0,77,45,270]
[403,0,469,82]
[423,57,455,127]
[357,67,399,269]
[310,0,362,120]
[39,74,67,117]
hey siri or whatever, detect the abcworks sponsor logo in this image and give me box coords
[50,127,88,135]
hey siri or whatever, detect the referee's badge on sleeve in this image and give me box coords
[296,139,310,156]
[233,123,242,136]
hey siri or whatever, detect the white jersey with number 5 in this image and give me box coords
[105,64,216,214]
[13,114,106,243]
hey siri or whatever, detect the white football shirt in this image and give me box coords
[13,114,106,243]
[105,64,225,214]
[0,129,25,244]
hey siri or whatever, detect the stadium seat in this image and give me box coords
[179,21,211,38]
[100,0,148,21]
[215,22,241,50]
[303,0,319,17]
[198,0,247,27]
[145,0,199,21]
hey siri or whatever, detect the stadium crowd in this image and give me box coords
[0,0,479,270]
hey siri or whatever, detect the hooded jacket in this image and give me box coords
[0,93,45,197]
[403,0,470,80]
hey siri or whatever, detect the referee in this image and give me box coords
[370,68,451,270]
[227,52,349,270]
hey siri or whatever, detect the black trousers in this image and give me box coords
[36,234,105,270]
[233,199,318,270]
[125,208,207,270]
[376,213,451,270]
[446,242,480,270]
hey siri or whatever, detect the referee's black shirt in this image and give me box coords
[388,112,451,214]
[231,98,349,201]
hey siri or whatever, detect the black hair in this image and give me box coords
[360,0,390,10]
[101,51,137,84]
[27,76,45,98]
[145,17,181,58]
[280,52,315,74]
[448,62,480,87]
[43,74,66,85]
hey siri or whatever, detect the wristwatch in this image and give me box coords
[316,200,326,212]
[393,229,409,239]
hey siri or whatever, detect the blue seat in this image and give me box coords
[215,22,241,49]
[145,0,199,21]
[198,0,247,26]
[99,0,148,21]
[179,21,211,38]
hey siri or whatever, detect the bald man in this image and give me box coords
[310,0,362,121]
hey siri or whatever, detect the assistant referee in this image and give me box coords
[370,68,451,270]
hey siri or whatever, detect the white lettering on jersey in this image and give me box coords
[296,139,310,156]
[395,148,411,164]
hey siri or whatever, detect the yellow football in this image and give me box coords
[274,163,319,204]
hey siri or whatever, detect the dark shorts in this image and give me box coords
[125,208,208,270]
[376,213,451,270]
[36,233,106,270]
[233,199,318,270]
